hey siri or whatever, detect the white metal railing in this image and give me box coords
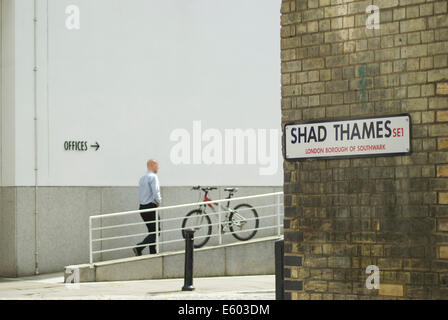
[89,192,284,264]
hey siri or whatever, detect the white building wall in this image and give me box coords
[10,0,282,187]
[1,0,15,186]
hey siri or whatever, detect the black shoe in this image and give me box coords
[133,247,142,256]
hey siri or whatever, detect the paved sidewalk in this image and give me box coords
[0,273,275,300]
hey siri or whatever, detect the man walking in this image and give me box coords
[133,159,162,256]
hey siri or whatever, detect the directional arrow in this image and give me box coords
[90,142,100,151]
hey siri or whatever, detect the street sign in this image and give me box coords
[284,114,411,161]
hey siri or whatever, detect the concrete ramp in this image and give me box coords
[65,236,279,282]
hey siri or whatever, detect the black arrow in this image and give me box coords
[90,142,100,151]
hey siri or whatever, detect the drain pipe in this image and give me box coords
[33,0,39,275]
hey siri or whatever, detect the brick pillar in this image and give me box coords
[281,0,448,299]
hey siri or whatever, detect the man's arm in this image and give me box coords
[150,175,162,206]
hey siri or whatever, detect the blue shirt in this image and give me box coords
[138,170,162,205]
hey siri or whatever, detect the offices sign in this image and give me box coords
[284,114,411,161]
[64,141,100,151]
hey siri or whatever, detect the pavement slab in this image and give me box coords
[0,273,275,300]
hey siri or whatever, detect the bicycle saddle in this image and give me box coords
[192,186,217,191]
[224,187,239,192]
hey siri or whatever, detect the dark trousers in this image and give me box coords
[137,202,160,254]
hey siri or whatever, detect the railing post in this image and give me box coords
[89,216,93,264]
[218,210,223,245]
[182,228,195,291]
[275,237,284,300]
[276,194,281,236]
[155,210,160,254]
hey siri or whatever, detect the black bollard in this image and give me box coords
[275,238,284,300]
[182,228,195,291]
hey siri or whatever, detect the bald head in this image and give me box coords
[147,159,159,173]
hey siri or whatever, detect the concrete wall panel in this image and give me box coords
[15,187,35,275]
[36,187,101,274]
[0,188,17,276]
[95,256,163,282]
[225,239,275,276]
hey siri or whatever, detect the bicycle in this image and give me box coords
[181,186,260,248]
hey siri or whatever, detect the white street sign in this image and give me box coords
[284,114,411,161]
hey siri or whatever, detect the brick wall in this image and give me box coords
[281,0,448,299]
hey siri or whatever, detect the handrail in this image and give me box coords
[91,203,279,232]
[89,191,284,264]
[90,192,283,219]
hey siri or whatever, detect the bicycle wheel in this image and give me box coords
[229,203,259,241]
[181,209,212,248]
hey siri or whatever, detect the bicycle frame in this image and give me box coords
[199,191,246,232]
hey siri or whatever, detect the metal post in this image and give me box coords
[182,228,195,291]
[218,210,222,245]
[276,194,281,236]
[89,217,93,264]
[155,211,160,254]
[275,238,284,300]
